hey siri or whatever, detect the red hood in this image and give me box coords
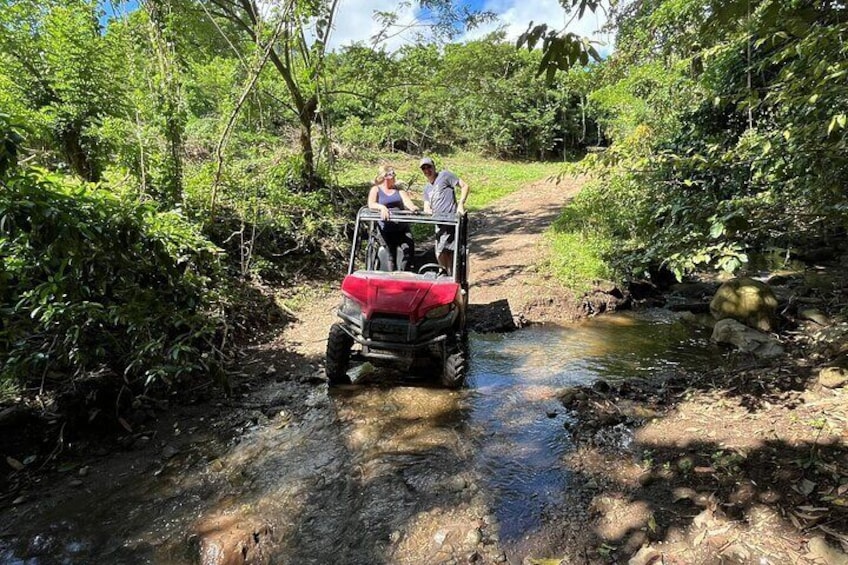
[342,271,459,321]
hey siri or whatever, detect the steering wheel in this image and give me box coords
[418,263,445,276]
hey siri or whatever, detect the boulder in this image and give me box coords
[800,308,830,326]
[819,367,848,389]
[710,277,778,331]
[580,282,631,316]
[711,319,784,358]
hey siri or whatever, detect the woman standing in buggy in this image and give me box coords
[367,165,419,271]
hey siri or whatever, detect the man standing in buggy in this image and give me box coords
[367,165,419,271]
[420,157,470,275]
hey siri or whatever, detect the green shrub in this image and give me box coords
[183,151,348,281]
[0,168,225,395]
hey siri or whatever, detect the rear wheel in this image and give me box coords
[326,323,354,385]
[440,335,467,389]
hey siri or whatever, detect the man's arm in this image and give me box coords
[457,179,469,215]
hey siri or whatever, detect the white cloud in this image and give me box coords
[326,0,425,52]
[323,0,613,56]
[462,0,613,56]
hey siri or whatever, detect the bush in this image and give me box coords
[183,151,348,282]
[0,168,225,397]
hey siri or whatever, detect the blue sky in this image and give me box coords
[327,0,610,52]
[101,0,611,54]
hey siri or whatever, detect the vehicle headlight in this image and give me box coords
[340,297,362,317]
[424,303,453,319]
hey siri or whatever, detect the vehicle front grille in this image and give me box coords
[367,314,410,341]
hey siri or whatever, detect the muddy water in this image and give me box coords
[466,310,720,549]
[0,310,723,564]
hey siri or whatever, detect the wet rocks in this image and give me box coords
[464,528,482,546]
[557,387,586,408]
[468,299,516,333]
[711,319,784,358]
[448,476,469,492]
[800,308,830,326]
[580,282,631,317]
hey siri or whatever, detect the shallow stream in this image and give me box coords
[466,310,722,547]
[1,310,725,564]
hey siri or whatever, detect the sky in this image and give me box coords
[327,0,612,54]
[101,0,612,55]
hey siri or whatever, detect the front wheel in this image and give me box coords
[326,323,354,385]
[441,337,468,389]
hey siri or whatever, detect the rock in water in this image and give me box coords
[710,277,778,331]
[711,318,784,358]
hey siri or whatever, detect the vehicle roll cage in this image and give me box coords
[349,207,469,287]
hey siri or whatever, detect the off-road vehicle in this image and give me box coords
[325,208,469,387]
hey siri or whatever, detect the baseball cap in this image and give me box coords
[419,157,435,168]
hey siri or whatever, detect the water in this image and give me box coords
[466,310,721,541]
[0,309,724,563]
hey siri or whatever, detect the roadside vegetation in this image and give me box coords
[548,1,848,287]
[2,0,846,408]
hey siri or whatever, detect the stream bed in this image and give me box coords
[1,310,726,564]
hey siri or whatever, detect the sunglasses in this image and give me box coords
[421,165,434,171]
[385,172,396,178]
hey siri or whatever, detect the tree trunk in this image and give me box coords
[144,0,184,209]
[60,124,99,182]
[298,94,318,188]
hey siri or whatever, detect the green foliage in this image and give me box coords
[0,112,23,176]
[183,142,345,280]
[324,36,599,160]
[0,0,125,181]
[0,168,225,391]
[546,227,614,292]
[554,0,848,283]
[515,0,604,82]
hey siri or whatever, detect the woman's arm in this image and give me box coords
[399,190,419,212]
[368,185,390,220]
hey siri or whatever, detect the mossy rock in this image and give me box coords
[709,277,778,332]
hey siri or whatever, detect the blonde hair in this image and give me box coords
[374,165,396,185]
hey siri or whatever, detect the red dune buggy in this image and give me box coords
[325,208,469,387]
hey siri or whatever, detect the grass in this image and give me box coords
[545,228,615,293]
[333,151,564,210]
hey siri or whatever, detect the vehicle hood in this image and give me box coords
[342,271,459,319]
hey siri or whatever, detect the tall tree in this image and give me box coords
[201,0,336,189]
[141,0,187,208]
[0,0,124,181]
